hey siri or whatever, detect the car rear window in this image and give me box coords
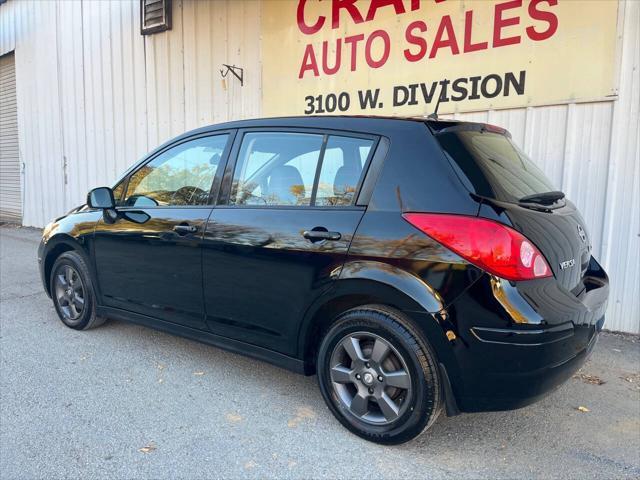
[435,127,556,203]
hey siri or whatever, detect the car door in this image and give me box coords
[202,129,378,355]
[93,132,233,330]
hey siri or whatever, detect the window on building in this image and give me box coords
[140,0,172,35]
[123,134,228,207]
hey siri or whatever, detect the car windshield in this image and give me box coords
[435,127,557,204]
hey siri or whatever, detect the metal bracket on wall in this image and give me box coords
[220,64,244,87]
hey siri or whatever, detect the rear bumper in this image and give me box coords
[439,258,608,413]
[456,317,602,412]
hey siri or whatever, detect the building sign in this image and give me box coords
[261,0,619,116]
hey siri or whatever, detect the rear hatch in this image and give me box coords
[431,122,593,292]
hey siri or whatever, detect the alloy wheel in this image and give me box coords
[54,265,85,322]
[329,331,412,425]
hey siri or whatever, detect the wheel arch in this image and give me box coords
[42,235,91,296]
[298,261,452,375]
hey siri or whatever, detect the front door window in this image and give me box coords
[123,134,229,207]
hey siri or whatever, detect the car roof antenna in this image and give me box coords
[427,87,445,120]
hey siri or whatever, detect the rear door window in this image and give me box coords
[435,128,556,203]
[230,132,323,206]
[315,136,373,206]
[229,131,374,207]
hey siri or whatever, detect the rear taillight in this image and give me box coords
[402,213,552,281]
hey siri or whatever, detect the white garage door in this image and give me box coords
[0,52,21,224]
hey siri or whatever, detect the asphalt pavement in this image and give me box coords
[1,225,639,479]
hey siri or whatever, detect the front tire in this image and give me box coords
[50,251,106,330]
[317,305,441,444]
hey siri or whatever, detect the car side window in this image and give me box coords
[315,136,373,206]
[230,132,324,206]
[112,181,126,205]
[123,134,228,207]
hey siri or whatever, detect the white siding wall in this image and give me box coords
[0,0,262,226]
[0,52,21,223]
[601,0,640,334]
[0,0,638,333]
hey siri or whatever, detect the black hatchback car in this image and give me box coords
[39,116,608,444]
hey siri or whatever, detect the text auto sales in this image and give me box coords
[296,0,558,113]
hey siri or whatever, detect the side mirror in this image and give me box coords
[87,187,116,209]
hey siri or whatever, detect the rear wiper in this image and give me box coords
[519,191,565,205]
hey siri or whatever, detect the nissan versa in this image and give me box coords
[38,116,609,444]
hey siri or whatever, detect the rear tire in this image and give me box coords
[50,251,106,330]
[317,304,441,444]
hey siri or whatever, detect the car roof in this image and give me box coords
[174,115,471,137]
[143,115,487,167]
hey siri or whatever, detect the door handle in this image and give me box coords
[173,224,198,235]
[303,230,341,242]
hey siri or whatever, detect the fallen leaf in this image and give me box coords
[138,442,156,453]
[287,406,316,428]
[193,371,205,376]
[225,412,243,423]
[244,460,257,470]
[573,373,606,385]
[621,373,640,383]
[576,406,590,413]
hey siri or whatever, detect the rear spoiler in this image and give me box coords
[426,121,511,138]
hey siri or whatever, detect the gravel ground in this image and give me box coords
[1,225,639,479]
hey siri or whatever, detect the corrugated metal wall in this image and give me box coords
[0,0,262,227]
[0,51,21,223]
[600,0,639,334]
[0,0,637,333]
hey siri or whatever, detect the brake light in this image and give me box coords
[481,123,508,135]
[402,213,552,281]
